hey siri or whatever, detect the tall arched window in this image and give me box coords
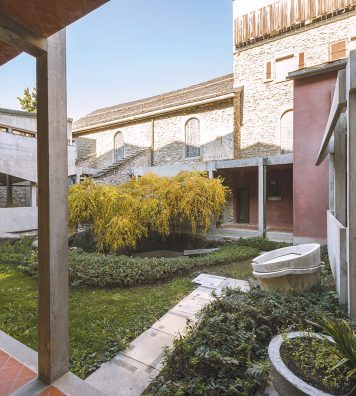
[114,131,125,162]
[280,110,293,153]
[185,118,200,157]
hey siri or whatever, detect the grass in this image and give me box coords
[0,247,255,378]
[0,263,194,378]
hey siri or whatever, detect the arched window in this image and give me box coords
[280,110,293,153]
[185,118,200,157]
[114,131,125,162]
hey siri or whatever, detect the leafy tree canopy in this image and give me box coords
[68,172,229,253]
[17,87,37,113]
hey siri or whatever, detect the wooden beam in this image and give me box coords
[316,69,346,165]
[0,12,46,57]
[36,29,69,383]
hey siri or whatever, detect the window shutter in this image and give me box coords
[266,61,272,80]
[330,40,347,61]
[298,52,305,69]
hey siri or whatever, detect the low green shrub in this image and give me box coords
[236,237,289,252]
[0,237,34,264]
[18,244,259,288]
[282,336,354,395]
[149,288,345,396]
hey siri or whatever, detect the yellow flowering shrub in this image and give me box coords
[68,172,228,252]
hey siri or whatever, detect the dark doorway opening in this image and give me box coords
[236,188,249,223]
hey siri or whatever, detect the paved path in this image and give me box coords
[85,274,250,396]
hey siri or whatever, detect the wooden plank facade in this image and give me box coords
[234,0,356,47]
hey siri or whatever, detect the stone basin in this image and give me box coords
[252,244,321,292]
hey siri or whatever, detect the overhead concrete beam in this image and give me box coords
[0,13,47,57]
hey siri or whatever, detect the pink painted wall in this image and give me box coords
[233,167,293,227]
[293,71,337,240]
[266,167,293,227]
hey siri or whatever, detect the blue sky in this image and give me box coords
[0,0,233,120]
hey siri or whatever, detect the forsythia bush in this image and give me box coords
[68,172,228,252]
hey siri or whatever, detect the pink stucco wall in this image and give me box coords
[293,71,337,240]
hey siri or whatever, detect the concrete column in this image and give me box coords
[334,115,347,226]
[36,29,69,383]
[31,182,37,207]
[258,158,266,237]
[208,170,214,179]
[329,152,335,212]
[346,50,356,319]
[6,175,13,207]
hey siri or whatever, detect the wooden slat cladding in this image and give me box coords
[235,0,356,47]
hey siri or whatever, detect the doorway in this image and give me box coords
[236,188,249,223]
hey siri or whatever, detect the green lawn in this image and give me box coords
[0,257,254,378]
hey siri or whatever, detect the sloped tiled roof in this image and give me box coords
[73,74,234,133]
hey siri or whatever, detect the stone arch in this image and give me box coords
[185,117,201,158]
[280,109,293,153]
[114,131,125,161]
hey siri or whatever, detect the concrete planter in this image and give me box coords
[253,244,321,292]
[268,332,333,396]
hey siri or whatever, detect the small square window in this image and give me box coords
[268,181,282,201]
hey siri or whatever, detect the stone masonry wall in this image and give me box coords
[153,100,234,165]
[76,99,235,173]
[95,149,151,185]
[77,121,152,170]
[234,15,356,158]
[0,184,31,208]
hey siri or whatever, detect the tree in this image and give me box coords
[68,172,228,253]
[17,87,37,112]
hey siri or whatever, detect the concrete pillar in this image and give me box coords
[36,29,69,383]
[31,182,37,207]
[6,175,13,207]
[334,115,347,226]
[329,152,335,212]
[258,158,266,237]
[208,170,214,179]
[346,50,356,319]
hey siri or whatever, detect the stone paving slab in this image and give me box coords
[121,328,174,370]
[86,354,159,396]
[170,294,211,316]
[192,273,225,288]
[216,278,250,295]
[183,248,219,256]
[151,311,195,337]
[85,274,251,396]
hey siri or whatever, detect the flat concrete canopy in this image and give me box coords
[0,0,108,65]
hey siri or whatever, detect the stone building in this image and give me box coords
[74,0,356,243]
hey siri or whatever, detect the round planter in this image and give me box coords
[268,332,333,396]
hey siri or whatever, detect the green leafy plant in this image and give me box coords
[149,288,345,395]
[321,317,356,380]
[68,172,228,253]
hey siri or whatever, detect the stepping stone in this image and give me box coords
[151,311,195,337]
[183,248,219,257]
[86,354,159,396]
[170,294,210,316]
[190,286,216,300]
[215,278,250,296]
[121,328,174,370]
[192,273,225,289]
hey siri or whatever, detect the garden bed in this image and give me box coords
[280,335,353,395]
[148,260,346,396]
